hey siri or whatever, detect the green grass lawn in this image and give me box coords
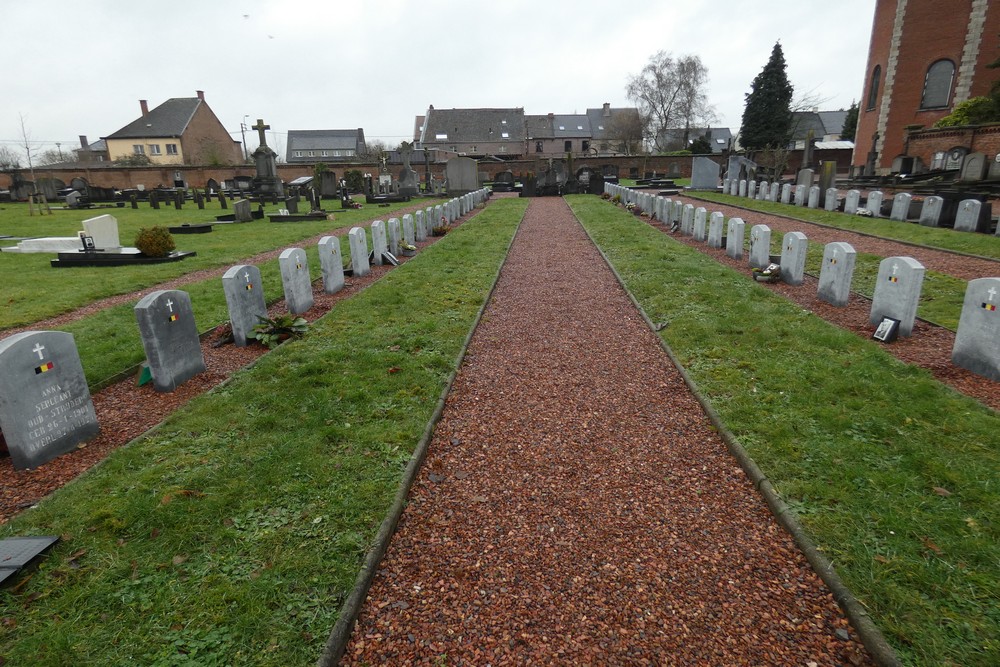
[570,195,999,667]
[0,199,439,329]
[0,197,529,667]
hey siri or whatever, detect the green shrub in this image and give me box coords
[134,226,176,257]
[934,96,1000,127]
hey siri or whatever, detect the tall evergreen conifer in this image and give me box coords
[740,42,794,152]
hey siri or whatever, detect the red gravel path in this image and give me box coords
[343,197,872,665]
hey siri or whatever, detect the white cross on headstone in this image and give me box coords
[32,343,45,360]
[988,287,997,302]
[166,299,174,312]
[892,263,899,275]
[243,271,251,283]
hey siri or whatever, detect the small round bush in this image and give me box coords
[134,226,176,257]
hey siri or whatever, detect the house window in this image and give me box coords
[346,149,355,156]
[501,132,509,138]
[149,144,161,155]
[132,144,144,155]
[472,146,477,153]
[536,141,543,153]
[564,140,572,152]
[582,140,590,152]
[321,150,329,157]
[500,145,506,152]
[501,119,507,125]
[294,151,302,157]
[558,125,565,130]
[920,59,955,109]
[166,144,178,155]
[308,151,315,157]
[577,125,583,130]
[436,133,448,140]
[866,65,881,111]
[597,125,604,131]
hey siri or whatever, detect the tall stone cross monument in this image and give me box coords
[251,118,284,199]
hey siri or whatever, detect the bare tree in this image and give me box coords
[35,149,67,166]
[0,146,23,190]
[626,51,716,151]
[18,113,37,193]
[605,110,645,155]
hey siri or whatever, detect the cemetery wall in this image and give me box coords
[904,124,1000,167]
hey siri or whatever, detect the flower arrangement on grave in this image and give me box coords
[855,208,874,217]
[134,226,176,257]
[253,314,309,349]
[752,263,781,283]
[432,225,450,236]
[612,194,622,204]
[400,243,417,256]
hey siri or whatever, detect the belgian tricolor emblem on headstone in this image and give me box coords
[35,361,54,374]
[982,302,997,311]
[245,283,253,291]
[169,313,178,322]
[888,276,898,283]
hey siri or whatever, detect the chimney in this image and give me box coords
[602,102,611,117]
[196,90,205,101]
[140,100,149,116]
[79,135,89,149]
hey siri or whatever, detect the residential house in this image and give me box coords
[285,129,366,163]
[524,114,593,156]
[103,91,242,165]
[418,106,526,158]
[585,103,643,155]
[789,110,850,149]
[656,127,734,153]
[73,135,109,163]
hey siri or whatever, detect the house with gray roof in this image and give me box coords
[285,129,366,163]
[525,114,593,156]
[656,127,734,153]
[103,91,241,165]
[586,103,644,155]
[789,109,852,148]
[418,106,526,158]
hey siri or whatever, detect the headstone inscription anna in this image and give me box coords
[0,331,99,470]
[951,277,1000,381]
[278,248,314,315]
[222,264,267,346]
[134,290,206,392]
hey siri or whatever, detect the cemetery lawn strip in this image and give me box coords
[0,200,436,330]
[0,198,529,667]
[570,195,1000,666]
[688,191,1000,261]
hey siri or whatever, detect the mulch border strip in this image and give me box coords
[574,206,904,667]
[316,201,526,667]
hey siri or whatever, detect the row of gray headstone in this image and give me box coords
[0,190,493,471]
[602,182,1000,386]
[719,176,995,235]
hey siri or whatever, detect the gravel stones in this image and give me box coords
[343,198,872,665]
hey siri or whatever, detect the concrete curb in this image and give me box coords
[316,199,525,666]
[574,203,903,667]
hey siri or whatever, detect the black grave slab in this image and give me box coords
[268,213,329,222]
[51,249,196,267]
[168,224,214,234]
[0,535,59,584]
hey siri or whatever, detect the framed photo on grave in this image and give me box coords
[81,235,96,251]
[873,316,900,343]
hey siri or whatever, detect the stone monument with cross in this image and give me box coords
[251,118,284,199]
[397,141,419,197]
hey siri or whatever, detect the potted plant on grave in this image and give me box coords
[400,243,417,256]
[253,314,309,348]
[134,226,176,257]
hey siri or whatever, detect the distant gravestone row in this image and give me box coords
[603,181,1000,385]
[0,189,493,471]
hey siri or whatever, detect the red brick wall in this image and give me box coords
[905,124,1000,166]
[853,0,896,169]
[180,102,244,165]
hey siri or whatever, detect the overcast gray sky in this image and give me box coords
[1,0,876,161]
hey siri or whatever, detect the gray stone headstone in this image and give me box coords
[794,184,807,206]
[959,152,988,182]
[222,264,267,346]
[818,162,836,206]
[738,180,747,198]
[681,204,695,236]
[286,197,299,215]
[318,236,345,294]
[747,181,757,200]
[807,186,820,209]
[951,277,1000,381]
[446,157,479,194]
[918,196,944,227]
[769,182,780,202]
[425,207,434,235]
[0,331,99,470]
[348,227,370,277]
[824,188,839,212]
[671,200,683,224]
[757,180,769,201]
[708,212,725,249]
[278,248,314,315]
[817,242,857,307]
[414,211,426,242]
[729,179,739,196]
[870,256,925,337]
[433,205,444,230]
[726,218,745,260]
[370,220,388,265]
[233,199,252,223]
[722,179,730,194]
[890,192,912,221]
[845,190,861,215]
[780,232,808,286]
[796,168,814,187]
[955,199,988,233]
[693,207,708,242]
[866,191,884,217]
[749,224,771,269]
[780,183,792,205]
[135,289,206,392]
[402,214,415,246]
[82,214,121,249]
[689,156,720,190]
[387,218,401,255]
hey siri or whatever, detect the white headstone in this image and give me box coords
[134,289,206,392]
[955,199,985,232]
[749,224,771,269]
[387,218,401,255]
[222,264,267,346]
[781,183,792,205]
[82,214,121,249]
[402,214,415,246]
[348,227,370,277]
[769,182,780,202]
[824,188,838,212]
[747,181,757,200]
[708,212,725,248]
[681,204,695,236]
[866,191,884,217]
[845,190,861,215]
[738,180,748,197]
[807,185,820,208]
[952,277,1000,381]
[780,232,808,285]
[693,207,708,242]
[870,256,925,337]
[726,218,745,260]
[318,236,345,294]
[817,242,856,307]
[370,220,388,265]
[918,196,944,227]
[278,247,314,315]
[890,192,912,221]
[794,184,807,206]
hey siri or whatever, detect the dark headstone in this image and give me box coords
[134,290,206,392]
